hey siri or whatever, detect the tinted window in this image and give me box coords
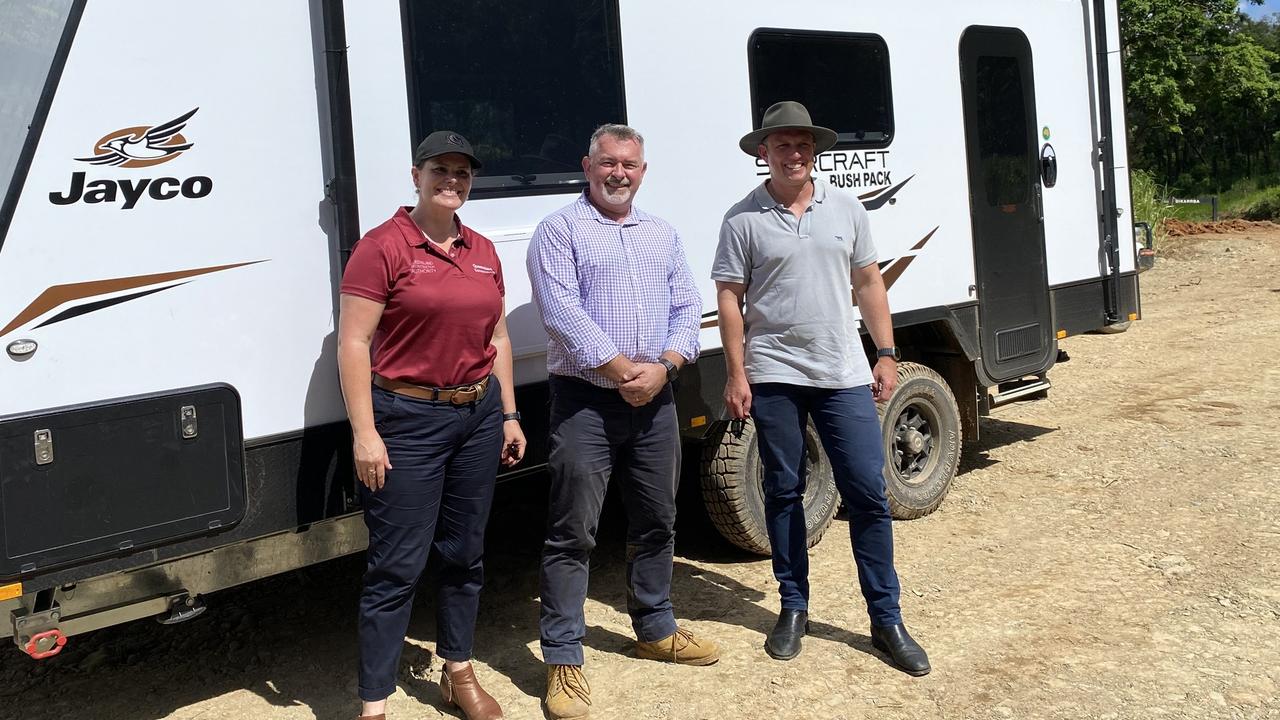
[0,0,75,206]
[402,0,625,196]
[975,56,1029,206]
[750,30,894,149]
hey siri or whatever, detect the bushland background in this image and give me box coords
[1125,0,1280,228]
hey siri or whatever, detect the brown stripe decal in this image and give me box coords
[881,227,939,291]
[1,261,264,336]
[880,256,917,292]
[910,226,938,251]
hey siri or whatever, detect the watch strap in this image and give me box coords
[502,411,522,422]
[658,358,678,382]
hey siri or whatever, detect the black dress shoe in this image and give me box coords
[764,609,809,660]
[870,623,931,676]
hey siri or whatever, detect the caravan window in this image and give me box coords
[0,0,76,211]
[402,0,626,197]
[749,30,894,149]
[974,56,1030,207]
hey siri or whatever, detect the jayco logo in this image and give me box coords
[49,108,213,209]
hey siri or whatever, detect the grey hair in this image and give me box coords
[588,124,645,158]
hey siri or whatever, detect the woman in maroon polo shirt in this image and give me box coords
[337,130,524,720]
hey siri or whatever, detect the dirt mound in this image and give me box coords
[1162,218,1280,236]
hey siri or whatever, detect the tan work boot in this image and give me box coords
[544,664,591,720]
[634,627,720,665]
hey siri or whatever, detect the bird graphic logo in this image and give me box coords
[75,108,198,168]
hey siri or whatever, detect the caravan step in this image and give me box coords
[989,377,1052,408]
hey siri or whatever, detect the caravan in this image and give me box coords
[0,0,1140,657]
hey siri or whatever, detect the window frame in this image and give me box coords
[398,0,628,199]
[747,28,896,152]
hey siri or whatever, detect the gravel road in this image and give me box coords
[4,226,1278,720]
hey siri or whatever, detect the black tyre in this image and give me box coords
[699,418,839,556]
[877,362,963,519]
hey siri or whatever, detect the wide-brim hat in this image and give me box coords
[738,101,838,156]
[413,130,482,169]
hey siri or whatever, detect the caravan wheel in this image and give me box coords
[878,362,963,519]
[699,419,839,556]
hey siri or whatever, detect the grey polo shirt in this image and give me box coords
[712,180,878,389]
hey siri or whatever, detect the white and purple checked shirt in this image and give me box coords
[527,192,702,389]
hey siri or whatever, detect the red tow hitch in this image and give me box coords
[23,629,67,659]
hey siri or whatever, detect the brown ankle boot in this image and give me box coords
[440,663,503,720]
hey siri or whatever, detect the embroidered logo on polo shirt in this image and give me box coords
[472,263,496,274]
[410,259,438,274]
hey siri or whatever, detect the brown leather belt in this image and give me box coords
[373,373,489,404]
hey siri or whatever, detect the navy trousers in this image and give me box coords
[539,376,681,666]
[750,383,903,627]
[357,380,502,702]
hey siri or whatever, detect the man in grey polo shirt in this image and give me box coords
[712,101,930,675]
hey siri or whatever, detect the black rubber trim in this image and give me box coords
[320,0,360,267]
[1092,0,1124,321]
[0,0,86,256]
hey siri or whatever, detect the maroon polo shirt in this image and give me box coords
[340,207,505,387]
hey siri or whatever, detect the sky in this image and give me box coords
[1240,0,1280,19]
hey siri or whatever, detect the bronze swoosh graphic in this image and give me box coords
[881,227,939,291]
[1,261,265,336]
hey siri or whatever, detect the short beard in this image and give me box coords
[600,185,632,206]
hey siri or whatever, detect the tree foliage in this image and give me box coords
[1121,0,1280,192]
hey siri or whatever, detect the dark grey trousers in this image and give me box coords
[539,375,681,666]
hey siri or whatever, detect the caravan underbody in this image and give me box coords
[0,0,1139,656]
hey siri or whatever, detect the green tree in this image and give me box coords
[1120,0,1279,191]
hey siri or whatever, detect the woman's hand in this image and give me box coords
[353,431,392,491]
[501,420,527,467]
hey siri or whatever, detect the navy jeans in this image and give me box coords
[539,376,681,666]
[750,383,903,627]
[357,380,502,702]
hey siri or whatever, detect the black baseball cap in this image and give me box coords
[413,130,482,169]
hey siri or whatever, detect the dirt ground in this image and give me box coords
[3,226,1279,720]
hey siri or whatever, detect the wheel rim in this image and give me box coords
[890,400,940,486]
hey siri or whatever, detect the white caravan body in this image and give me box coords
[0,0,1137,652]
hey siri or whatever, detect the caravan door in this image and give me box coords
[960,27,1054,383]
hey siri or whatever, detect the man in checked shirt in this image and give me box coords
[527,124,717,720]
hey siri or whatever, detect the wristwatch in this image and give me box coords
[876,346,901,361]
[658,358,679,383]
[502,411,522,422]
